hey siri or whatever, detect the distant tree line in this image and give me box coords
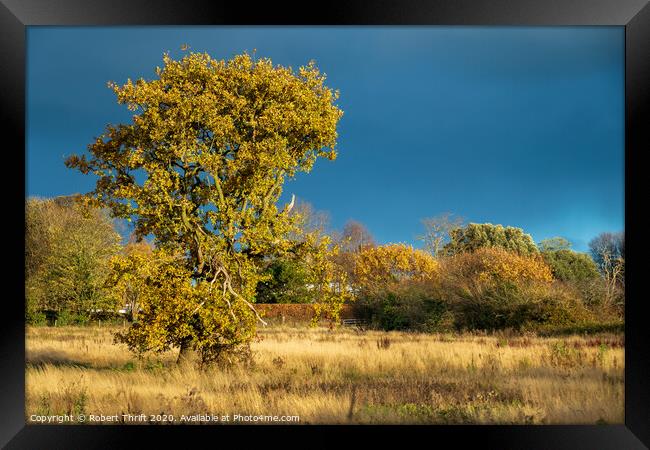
[26,197,624,333]
[26,196,123,324]
[351,214,623,332]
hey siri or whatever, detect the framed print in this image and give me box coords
[2,0,649,448]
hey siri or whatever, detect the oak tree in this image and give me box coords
[66,50,344,364]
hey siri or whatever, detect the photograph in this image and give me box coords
[24,25,626,427]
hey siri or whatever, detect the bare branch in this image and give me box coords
[225,281,267,326]
[285,194,295,214]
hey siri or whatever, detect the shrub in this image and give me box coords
[350,243,612,333]
[539,249,623,323]
[26,310,48,326]
[436,248,593,331]
[55,310,91,326]
[444,281,593,332]
[570,277,623,321]
[354,281,452,332]
[440,247,552,287]
[522,283,595,328]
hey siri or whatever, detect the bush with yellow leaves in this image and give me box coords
[437,248,593,330]
[353,243,439,295]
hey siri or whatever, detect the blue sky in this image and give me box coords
[26,27,624,252]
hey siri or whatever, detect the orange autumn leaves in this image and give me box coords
[353,244,439,294]
[444,247,553,286]
[353,244,553,295]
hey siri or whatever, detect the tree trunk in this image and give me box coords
[176,338,198,365]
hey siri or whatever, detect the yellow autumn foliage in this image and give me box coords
[442,247,553,287]
[353,244,439,294]
[110,247,258,365]
[66,50,345,365]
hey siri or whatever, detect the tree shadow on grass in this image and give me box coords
[26,349,176,372]
[26,350,96,370]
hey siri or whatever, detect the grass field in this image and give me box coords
[25,325,624,425]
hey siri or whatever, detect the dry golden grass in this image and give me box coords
[25,325,624,425]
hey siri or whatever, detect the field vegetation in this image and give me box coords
[26,325,623,425]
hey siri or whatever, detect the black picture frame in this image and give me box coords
[3,1,648,448]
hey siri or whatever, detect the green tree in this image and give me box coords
[255,258,312,304]
[256,199,333,305]
[541,249,599,282]
[538,237,572,252]
[443,223,538,256]
[25,196,122,320]
[65,50,345,365]
[25,199,53,281]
